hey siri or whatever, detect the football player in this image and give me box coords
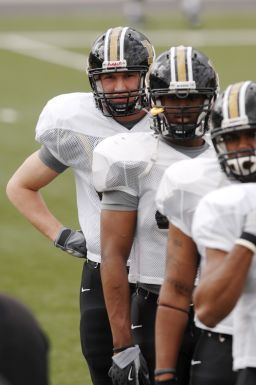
[192,81,256,385]
[92,46,219,384]
[155,80,256,385]
[6,26,155,385]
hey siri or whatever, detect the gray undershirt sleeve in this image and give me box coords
[101,191,139,211]
[38,145,69,173]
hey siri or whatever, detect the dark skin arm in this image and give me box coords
[155,224,198,381]
[100,209,137,349]
[193,245,254,328]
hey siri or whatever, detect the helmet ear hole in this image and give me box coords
[148,46,219,141]
[211,81,256,182]
[87,26,155,117]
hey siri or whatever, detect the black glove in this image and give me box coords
[54,227,87,258]
[155,379,177,385]
[155,210,169,229]
[109,345,150,385]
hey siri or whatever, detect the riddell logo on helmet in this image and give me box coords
[103,60,127,69]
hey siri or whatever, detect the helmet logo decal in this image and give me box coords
[141,40,155,65]
[169,46,196,90]
[103,60,127,69]
[222,81,251,128]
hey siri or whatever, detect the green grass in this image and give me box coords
[1,10,256,385]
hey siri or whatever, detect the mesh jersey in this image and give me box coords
[35,92,151,263]
[155,156,233,335]
[93,131,214,285]
[192,183,256,370]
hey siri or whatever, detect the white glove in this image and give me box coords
[109,345,150,385]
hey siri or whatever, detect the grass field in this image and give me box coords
[1,9,256,385]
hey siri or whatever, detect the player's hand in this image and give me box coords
[109,345,150,385]
[54,227,87,258]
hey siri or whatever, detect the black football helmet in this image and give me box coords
[148,46,219,141]
[211,81,256,182]
[87,26,155,117]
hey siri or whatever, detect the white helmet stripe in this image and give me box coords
[239,81,251,117]
[222,84,232,122]
[119,27,128,62]
[104,28,112,62]
[186,46,193,82]
[170,46,176,83]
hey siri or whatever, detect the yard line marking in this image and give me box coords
[1,30,256,48]
[0,34,86,71]
[0,108,18,123]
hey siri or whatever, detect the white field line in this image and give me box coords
[1,29,256,70]
[0,34,87,71]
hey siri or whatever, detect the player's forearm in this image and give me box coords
[194,245,253,327]
[155,305,188,372]
[100,256,133,348]
[7,185,62,240]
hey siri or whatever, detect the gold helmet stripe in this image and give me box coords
[109,26,123,61]
[222,81,252,127]
[228,82,243,119]
[170,46,194,83]
[104,26,123,62]
[176,46,187,81]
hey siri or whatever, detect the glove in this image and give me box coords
[235,209,256,254]
[155,210,169,229]
[54,227,87,258]
[109,345,150,385]
[155,379,177,385]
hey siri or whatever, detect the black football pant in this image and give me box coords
[131,287,200,385]
[80,260,113,385]
[80,260,136,385]
[189,330,237,385]
[236,368,256,385]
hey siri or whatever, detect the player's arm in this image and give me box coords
[193,245,253,328]
[100,206,137,349]
[6,150,62,240]
[155,224,198,382]
[193,208,256,327]
[6,150,87,257]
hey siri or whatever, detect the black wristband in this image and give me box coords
[154,368,176,376]
[113,344,134,353]
[240,231,256,246]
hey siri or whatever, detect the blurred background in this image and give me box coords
[1,1,256,384]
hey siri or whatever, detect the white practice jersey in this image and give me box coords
[155,156,234,335]
[192,183,256,370]
[35,92,151,263]
[93,131,213,285]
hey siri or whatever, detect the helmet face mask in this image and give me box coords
[87,26,155,117]
[91,71,147,117]
[148,46,219,141]
[211,81,256,182]
[151,94,213,141]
